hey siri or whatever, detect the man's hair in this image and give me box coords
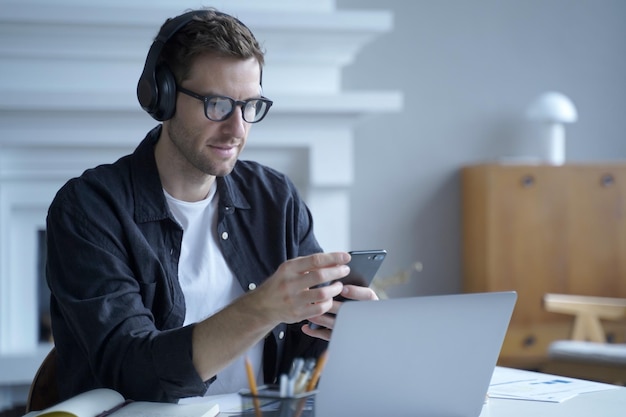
[159,8,265,84]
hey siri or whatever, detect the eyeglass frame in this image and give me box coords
[176,85,273,123]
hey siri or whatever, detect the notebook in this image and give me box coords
[315,291,517,417]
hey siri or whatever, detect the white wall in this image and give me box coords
[337,0,626,296]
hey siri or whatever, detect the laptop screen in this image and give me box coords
[315,291,516,417]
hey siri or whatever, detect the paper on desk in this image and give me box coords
[488,367,620,403]
[179,392,243,415]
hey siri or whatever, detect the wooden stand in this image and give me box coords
[541,293,626,384]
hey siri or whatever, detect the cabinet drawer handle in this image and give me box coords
[600,174,615,187]
[522,335,536,347]
[520,175,535,187]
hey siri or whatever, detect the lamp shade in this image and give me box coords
[526,91,578,123]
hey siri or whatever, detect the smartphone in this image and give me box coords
[334,249,387,301]
[309,249,387,329]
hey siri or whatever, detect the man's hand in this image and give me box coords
[248,251,351,325]
[191,251,351,381]
[302,283,379,341]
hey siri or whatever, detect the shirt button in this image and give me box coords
[221,231,229,240]
[278,331,285,340]
[248,283,257,290]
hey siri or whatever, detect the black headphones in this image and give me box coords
[137,10,201,121]
[137,10,261,122]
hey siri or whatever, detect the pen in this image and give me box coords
[294,353,326,417]
[280,373,288,397]
[294,358,316,394]
[95,399,133,417]
[306,350,329,391]
[289,358,304,379]
[245,356,262,417]
[288,358,305,396]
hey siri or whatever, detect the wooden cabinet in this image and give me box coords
[461,163,626,368]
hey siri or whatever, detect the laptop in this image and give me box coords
[315,291,517,417]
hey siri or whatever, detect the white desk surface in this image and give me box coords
[480,367,626,417]
[185,366,626,417]
[25,366,626,417]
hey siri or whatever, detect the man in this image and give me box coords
[46,8,377,404]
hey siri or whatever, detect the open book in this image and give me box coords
[26,388,219,417]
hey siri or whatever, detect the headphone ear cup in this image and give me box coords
[153,65,177,121]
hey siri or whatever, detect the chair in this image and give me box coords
[542,293,626,385]
[25,346,59,412]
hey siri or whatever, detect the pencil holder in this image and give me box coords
[239,385,316,417]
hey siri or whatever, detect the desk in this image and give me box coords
[26,367,626,417]
[187,367,626,417]
[480,367,626,417]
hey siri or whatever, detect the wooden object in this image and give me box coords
[543,293,626,342]
[542,293,626,384]
[26,347,59,412]
[461,164,626,368]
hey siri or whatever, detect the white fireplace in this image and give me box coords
[0,0,402,408]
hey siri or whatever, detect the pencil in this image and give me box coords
[245,356,262,417]
[294,353,328,417]
[306,350,329,391]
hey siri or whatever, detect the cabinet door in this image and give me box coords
[565,166,626,297]
[487,167,571,324]
[463,165,570,324]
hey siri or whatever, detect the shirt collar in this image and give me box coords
[130,125,171,223]
[130,125,251,224]
[217,175,251,210]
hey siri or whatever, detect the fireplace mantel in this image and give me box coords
[0,0,402,408]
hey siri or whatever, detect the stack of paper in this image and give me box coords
[488,367,619,403]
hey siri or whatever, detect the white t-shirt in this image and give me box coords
[164,184,263,396]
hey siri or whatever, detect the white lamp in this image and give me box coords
[526,91,578,165]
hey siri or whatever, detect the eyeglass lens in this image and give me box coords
[206,97,270,123]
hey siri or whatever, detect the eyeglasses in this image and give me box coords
[177,85,273,123]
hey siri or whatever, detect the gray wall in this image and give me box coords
[338,0,626,297]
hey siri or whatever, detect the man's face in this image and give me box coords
[164,54,262,178]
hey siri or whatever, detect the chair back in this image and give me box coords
[26,346,59,412]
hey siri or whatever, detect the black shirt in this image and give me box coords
[46,125,327,403]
